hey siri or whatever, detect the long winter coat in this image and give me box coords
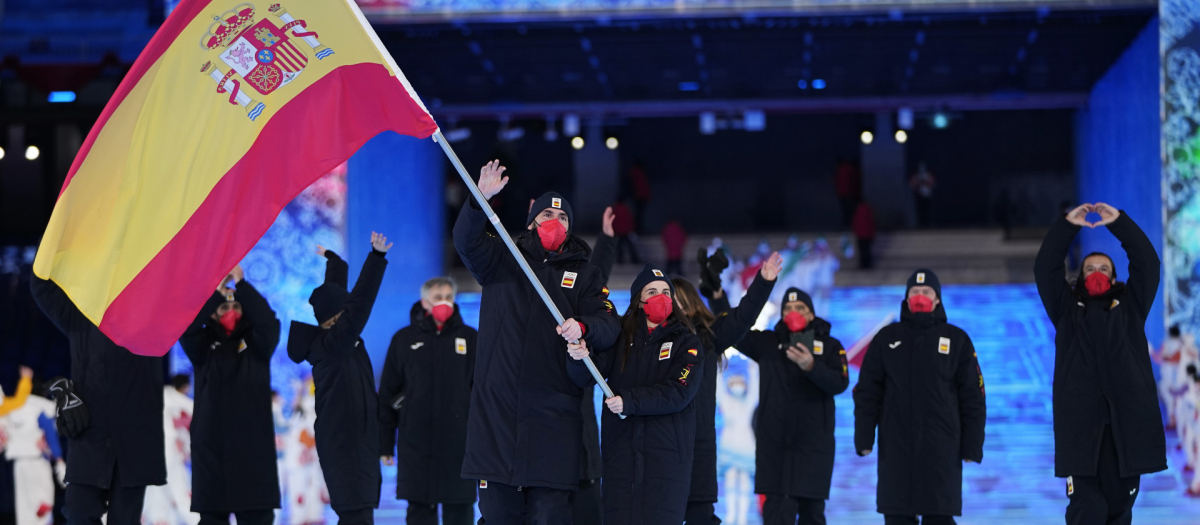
[583,233,619,483]
[180,281,282,512]
[378,302,477,505]
[737,317,848,500]
[31,277,165,489]
[453,202,620,490]
[690,273,775,502]
[287,251,386,511]
[568,316,704,525]
[1034,213,1166,477]
[853,303,986,517]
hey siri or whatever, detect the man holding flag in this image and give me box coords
[454,160,620,524]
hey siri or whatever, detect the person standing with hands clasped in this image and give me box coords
[180,263,282,525]
[733,288,848,525]
[287,233,392,525]
[453,161,619,525]
[853,269,986,525]
[566,264,704,525]
[378,277,478,525]
[1034,203,1166,525]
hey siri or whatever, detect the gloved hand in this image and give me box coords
[697,248,729,298]
[46,377,90,438]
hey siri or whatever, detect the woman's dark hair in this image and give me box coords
[620,288,696,371]
[171,374,191,390]
[672,279,716,348]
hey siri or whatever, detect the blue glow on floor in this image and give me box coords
[373,283,1200,524]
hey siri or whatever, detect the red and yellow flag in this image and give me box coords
[33,0,438,356]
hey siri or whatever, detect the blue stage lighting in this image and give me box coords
[797,79,808,89]
[812,79,826,89]
[932,112,949,129]
[679,81,700,91]
[48,91,76,103]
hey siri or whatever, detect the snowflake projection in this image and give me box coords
[1163,0,1200,333]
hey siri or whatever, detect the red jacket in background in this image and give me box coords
[852,203,876,240]
[661,221,687,260]
[612,202,636,236]
[834,162,861,199]
[630,166,653,202]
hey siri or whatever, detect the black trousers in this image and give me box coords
[857,238,874,269]
[883,516,955,525]
[198,511,274,525]
[478,482,571,525]
[407,501,473,525]
[334,507,373,525]
[1066,427,1140,525]
[762,495,824,525]
[683,500,721,525]
[571,479,601,525]
[64,465,146,525]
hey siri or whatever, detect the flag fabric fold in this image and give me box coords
[34,0,438,356]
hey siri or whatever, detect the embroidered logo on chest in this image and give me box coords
[813,340,824,355]
[659,342,673,360]
[455,338,468,355]
[938,337,951,355]
[561,271,577,289]
[410,342,424,350]
[889,341,902,349]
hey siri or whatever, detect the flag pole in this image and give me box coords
[432,131,622,412]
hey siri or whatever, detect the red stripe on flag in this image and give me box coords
[278,44,305,71]
[276,46,301,72]
[98,63,438,356]
[58,0,214,197]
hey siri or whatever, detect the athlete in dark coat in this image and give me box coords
[287,234,390,525]
[853,269,986,524]
[736,288,848,525]
[1033,203,1166,524]
[567,264,704,525]
[378,278,477,525]
[32,276,165,525]
[680,251,781,525]
[453,161,620,525]
[179,265,281,525]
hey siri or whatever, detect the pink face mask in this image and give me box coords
[1085,271,1112,296]
[219,309,242,335]
[783,312,808,332]
[643,294,673,325]
[430,302,454,324]
[537,219,567,251]
[908,295,934,313]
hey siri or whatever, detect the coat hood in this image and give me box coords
[287,321,322,364]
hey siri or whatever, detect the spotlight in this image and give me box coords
[564,114,581,137]
[605,137,619,150]
[444,127,472,143]
[897,107,914,130]
[0,147,5,160]
[895,130,908,144]
[25,146,40,160]
[860,131,874,145]
[498,126,525,142]
[931,112,949,129]
[700,112,716,135]
[571,136,585,150]
[797,79,808,89]
[812,79,826,89]
[678,82,700,92]
[743,110,766,132]
[48,91,76,103]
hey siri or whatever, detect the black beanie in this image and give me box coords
[906,268,942,299]
[309,250,351,323]
[630,263,674,300]
[782,287,814,313]
[527,192,574,233]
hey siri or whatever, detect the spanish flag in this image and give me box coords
[33,0,438,356]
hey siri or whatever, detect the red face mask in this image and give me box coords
[1085,271,1112,296]
[537,218,568,252]
[783,311,808,332]
[218,309,242,335]
[908,294,935,313]
[643,294,673,325]
[430,302,454,324]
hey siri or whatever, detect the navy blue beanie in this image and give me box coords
[527,192,574,233]
[309,250,350,323]
[906,268,942,299]
[782,287,814,312]
[630,263,674,300]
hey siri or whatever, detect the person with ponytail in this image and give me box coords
[853,269,986,525]
[179,264,283,525]
[1034,203,1166,524]
[731,287,847,525]
[673,251,782,525]
[565,264,704,525]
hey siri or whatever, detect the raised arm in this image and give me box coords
[326,235,390,348]
[620,334,704,416]
[378,330,408,458]
[236,280,281,361]
[1100,206,1160,319]
[956,335,987,462]
[1034,207,1086,323]
[802,337,850,396]
[453,161,510,286]
[853,335,887,455]
[710,257,779,351]
[734,330,775,363]
[179,291,227,366]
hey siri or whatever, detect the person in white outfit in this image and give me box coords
[1154,325,1184,429]
[716,358,760,525]
[0,375,63,525]
[144,375,200,525]
[285,378,327,525]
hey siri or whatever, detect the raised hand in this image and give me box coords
[1066,204,1094,228]
[760,252,784,281]
[381,456,395,466]
[605,395,624,414]
[316,245,328,257]
[859,449,872,457]
[371,232,393,253]
[786,343,815,371]
[19,366,32,379]
[602,207,615,237]
[1093,202,1121,227]
[478,160,509,200]
[229,264,245,284]
[567,340,590,361]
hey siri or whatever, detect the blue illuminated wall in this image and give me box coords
[1074,18,1164,346]
[347,131,446,373]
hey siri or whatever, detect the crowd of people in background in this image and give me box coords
[1154,324,1200,497]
